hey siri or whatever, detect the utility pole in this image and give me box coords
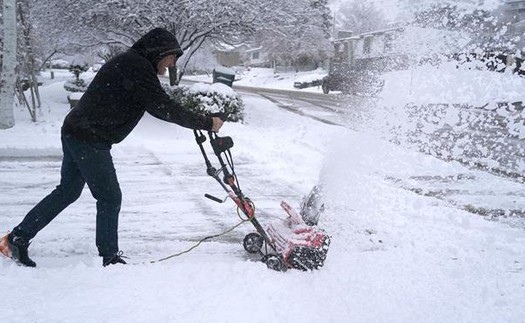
[0,0,17,129]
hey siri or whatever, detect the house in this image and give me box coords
[331,25,481,72]
[244,47,269,67]
[213,43,324,71]
[213,44,270,68]
[504,0,525,18]
[213,44,247,67]
[503,0,525,49]
[331,26,409,73]
[332,22,525,77]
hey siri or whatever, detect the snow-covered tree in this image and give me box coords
[27,0,266,80]
[26,0,333,78]
[26,0,81,68]
[18,0,41,121]
[0,0,17,129]
[257,0,333,70]
[184,43,219,74]
[336,0,389,35]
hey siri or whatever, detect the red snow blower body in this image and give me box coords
[194,129,330,271]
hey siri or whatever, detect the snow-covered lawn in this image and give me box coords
[185,67,328,93]
[0,70,524,322]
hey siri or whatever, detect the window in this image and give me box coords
[384,33,394,53]
[363,36,372,55]
[252,52,260,60]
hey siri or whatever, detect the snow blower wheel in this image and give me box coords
[262,254,284,271]
[243,232,263,254]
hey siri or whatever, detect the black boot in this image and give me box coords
[8,233,37,267]
[102,251,127,267]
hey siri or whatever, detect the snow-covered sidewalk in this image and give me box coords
[0,77,524,322]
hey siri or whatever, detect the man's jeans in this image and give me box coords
[12,134,122,257]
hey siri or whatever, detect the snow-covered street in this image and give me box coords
[1,70,525,322]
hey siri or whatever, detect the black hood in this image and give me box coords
[131,28,184,67]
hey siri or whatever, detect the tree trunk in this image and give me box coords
[0,0,17,129]
[177,37,207,83]
[19,0,42,115]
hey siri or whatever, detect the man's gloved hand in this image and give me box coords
[211,117,224,133]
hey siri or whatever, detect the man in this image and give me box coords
[0,28,223,267]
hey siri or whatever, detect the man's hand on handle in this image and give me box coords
[211,117,224,133]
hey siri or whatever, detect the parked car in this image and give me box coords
[322,72,351,94]
[293,79,323,89]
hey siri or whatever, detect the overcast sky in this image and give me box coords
[329,0,400,21]
[329,0,505,22]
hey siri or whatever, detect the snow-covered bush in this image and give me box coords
[64,64,90,92]
[64,79,89,92]
[164,83,244,122]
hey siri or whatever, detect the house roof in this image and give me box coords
[245,47,263,53]
[333,26,404,43]
[214,43,250,52]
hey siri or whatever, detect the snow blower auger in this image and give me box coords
[193,127,330,271]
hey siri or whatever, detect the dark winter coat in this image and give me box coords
[62,28,213,145]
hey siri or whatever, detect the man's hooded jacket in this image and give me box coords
[62,28,213,145]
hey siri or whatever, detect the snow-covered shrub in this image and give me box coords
[164,83,244,122]
[64,79,89,92]
[64,64,90,92]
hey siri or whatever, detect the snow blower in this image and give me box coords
[193,128,330,271]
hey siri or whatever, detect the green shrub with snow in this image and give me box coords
[164,83,244,122]
[64,79,89,92]
[64,64,90,92]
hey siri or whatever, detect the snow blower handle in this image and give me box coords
[209,134,234,157]
[204,193,226,203]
